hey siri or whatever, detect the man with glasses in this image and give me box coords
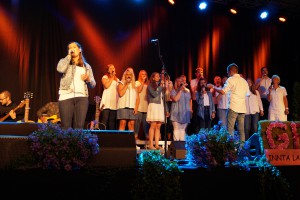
[0,90,24,122]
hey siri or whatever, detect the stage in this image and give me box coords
[1,165,299,200]
[0,122,300,200]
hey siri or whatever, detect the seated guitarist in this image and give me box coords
[0,90,24,122]
[37,101,60,123]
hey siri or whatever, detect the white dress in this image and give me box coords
[146,96,165,123]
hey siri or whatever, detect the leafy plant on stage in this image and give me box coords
[27,123,99,171]
[185,125,240,168]
[132,150,183,200]
[234,153,292,200]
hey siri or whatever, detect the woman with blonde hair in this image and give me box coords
[117,67,140,131]
[134,69,150,140]
[170,76,191,141]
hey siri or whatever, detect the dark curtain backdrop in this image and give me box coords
[0,0,299,122]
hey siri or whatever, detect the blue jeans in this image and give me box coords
[244,113,259,140]
[59,97,89,129]
[217,108,227,127]
[100,109,117,130]
[227,109,245,142]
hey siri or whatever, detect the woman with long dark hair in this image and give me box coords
[57,41,96,129]
[146,72,166,149]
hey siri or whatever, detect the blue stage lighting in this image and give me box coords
[198,2,207,10]
[260,11,268,19]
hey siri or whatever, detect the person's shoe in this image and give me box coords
[155,146,163,150]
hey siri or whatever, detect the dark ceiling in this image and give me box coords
[211,0,300,18]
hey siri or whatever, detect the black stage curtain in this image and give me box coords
[0,0,299,122]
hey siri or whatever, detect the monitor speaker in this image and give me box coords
[86,130,137,168]
[167,141,187,160]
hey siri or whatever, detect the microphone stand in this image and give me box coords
[153,39,168,157]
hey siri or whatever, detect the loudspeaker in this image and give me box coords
[247,133,263,161]
[86,130,137,168]
[237,132,263,162]
[167,141,187,160]
[0,122,38,135]
[0,136,29,169]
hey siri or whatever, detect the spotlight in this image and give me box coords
[278,16,287,23]
[259,10,268,20]
[198,1,207,10]
[228,0,238,15]
[168,0,175,5]
[230,8,238,15]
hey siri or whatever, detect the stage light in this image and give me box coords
[198,1,207,10]
[168,0,175,5]
[228,0,238,15]
[230,8,238,15]
[278,16,287,23]
[259,10,268,20]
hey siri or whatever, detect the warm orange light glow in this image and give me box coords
[168,0,175,5]
[0,6,18,55]
[253,37,270,81]
[212,27,221,73]
[197,35,210,79]
[278,16,286,22]
[230,8,238,14]
[70,5,164,71]
[0,5,31,91]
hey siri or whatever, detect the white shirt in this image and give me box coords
[117,84,137,109]
[216,86,228,109]
[268,86,288,121]
[222,74,250,113]
[100,75,119,110]
[59,66,86,101]
[245,90,263,114]
[190,78,199,100]
[256,77,272,99]
[135,81,148,112]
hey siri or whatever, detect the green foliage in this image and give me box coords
[131,150,183,200]
[185,126,240,168]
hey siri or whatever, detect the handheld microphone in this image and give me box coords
[156,80,161,86]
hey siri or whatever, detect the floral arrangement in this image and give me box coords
[28,123,99,171]
[185,125,241,168]
[265,121,289,149]
[290,122,300,149]
[132,150,183,200]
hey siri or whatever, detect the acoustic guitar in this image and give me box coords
[89,96,105,130]
[37,114,61,124]
[17,91,35,123]
[0,100,26,122]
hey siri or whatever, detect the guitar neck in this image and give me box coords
[24,99,30,122]
[95,104,100,121]
[0,106,18,122]
[0,101,24,122]
[94,104,100,129]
